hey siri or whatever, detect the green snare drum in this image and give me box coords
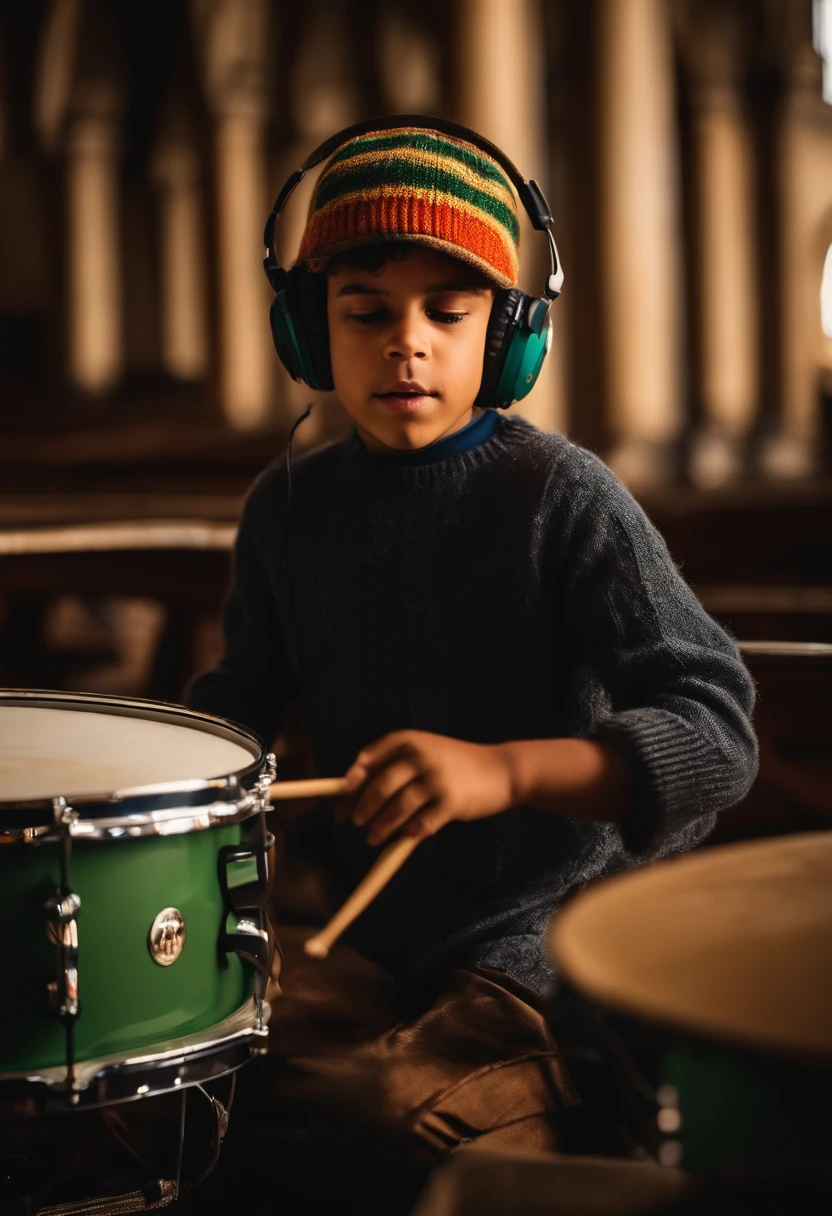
[0,689,276,1115]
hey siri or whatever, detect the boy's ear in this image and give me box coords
[269,265,333,390]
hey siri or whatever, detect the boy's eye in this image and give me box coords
[427,310,466,325]
[349,310,387,325]
[346,308,468,326]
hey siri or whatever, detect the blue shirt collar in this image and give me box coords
[351,409,501,467]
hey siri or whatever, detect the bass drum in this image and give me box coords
[549,832,832,1176]
[0,689,276,1116]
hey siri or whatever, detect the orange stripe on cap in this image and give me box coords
[300,194,518,287]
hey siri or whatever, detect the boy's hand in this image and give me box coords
[338,731,515,846]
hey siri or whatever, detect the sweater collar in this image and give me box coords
[350,408,501,467]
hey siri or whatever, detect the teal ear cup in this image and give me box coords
[495,297,553,407]
[269,289,333,392]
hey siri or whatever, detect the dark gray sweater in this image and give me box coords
[187,413,758,993]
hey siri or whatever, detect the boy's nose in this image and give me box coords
[383,315,429,360]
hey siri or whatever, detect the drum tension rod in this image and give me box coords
[44,795,82,1101]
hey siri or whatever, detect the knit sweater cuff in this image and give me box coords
[591,709,723,859]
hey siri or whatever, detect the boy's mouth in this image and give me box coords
[375,382,438,415]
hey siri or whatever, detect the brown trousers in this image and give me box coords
[242,926,579,1166]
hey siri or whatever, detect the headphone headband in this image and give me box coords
[263,113,563,301]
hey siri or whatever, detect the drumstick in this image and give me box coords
[269,777,351,801]
[304,835,420,959]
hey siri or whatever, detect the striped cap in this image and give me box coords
[296,127,521,288]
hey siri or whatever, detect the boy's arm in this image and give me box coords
[341,732,630,847]
[547,453,759,855]
[185,474,299,748]
[343,454,757,855]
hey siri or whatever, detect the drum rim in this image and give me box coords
[0,688,267,840]
[0,995,270,1114]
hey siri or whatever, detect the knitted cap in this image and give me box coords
[296,127,521,288]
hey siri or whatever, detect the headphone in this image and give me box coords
[262,115,564,409]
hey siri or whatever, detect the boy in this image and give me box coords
[186,121,757,1174]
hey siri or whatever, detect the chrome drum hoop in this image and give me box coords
[0,689,274,843]
[0,998,271,1116]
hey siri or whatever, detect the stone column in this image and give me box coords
[691,87,758,484]
[680,11,758,486]
[598,0,684,486]
[378,7,441,114]
[199,0,273,430]
[66,106,123,395]
[761,21,831,479]
[152,140,208,381]
[454,0,566,434]
[270,0,359,445]
[214,99,273,430]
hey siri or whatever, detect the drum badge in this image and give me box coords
[148,907,186,966]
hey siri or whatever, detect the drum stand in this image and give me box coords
[3,1075,236,1215]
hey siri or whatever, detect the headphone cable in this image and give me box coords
[283,402,314,698]
[285,401,314,516]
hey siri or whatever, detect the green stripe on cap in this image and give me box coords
[327,130,511,191]
[313,157,520,243]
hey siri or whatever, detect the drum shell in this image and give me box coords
[0,825,251,1073]
[663,1038,832,1174]
[551,981,832,1174]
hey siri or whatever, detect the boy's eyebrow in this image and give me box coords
[424,281,491,296]
[335,284,387,297]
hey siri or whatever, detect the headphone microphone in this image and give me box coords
[262,114,564,410]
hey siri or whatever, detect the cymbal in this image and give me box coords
[549,831,832,1060]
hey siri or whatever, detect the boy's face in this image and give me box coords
[326,246,495,453]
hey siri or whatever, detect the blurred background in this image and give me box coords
[1,0,831,841]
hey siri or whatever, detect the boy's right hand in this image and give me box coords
[333,730,516,847]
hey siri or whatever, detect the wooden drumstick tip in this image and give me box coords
[303,937,330,959]
[301,836,420,962]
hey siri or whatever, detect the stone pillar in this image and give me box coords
[454,0,566,434]
[680,12,758,486]
[761,20,831,479]
[199,0,273,430]
[66,107,123,395]
[152,140,208,381]
[270,0,359,445]
[691,87,758,484]
[598,0,684,486]
[378,7,441,114]
[34,0,83,154]
[214,99,272,430]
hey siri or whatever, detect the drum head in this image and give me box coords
[0,691,261,809]
[549,831,832,1060]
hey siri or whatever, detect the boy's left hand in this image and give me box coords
[338,731,515,846]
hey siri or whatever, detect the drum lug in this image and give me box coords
[218,809,275,1031]
[45,797,82,1094]
[43,888,82,1100]
[256,752,278,810]
[44,890,81,1022]
[220,919,270,1030]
